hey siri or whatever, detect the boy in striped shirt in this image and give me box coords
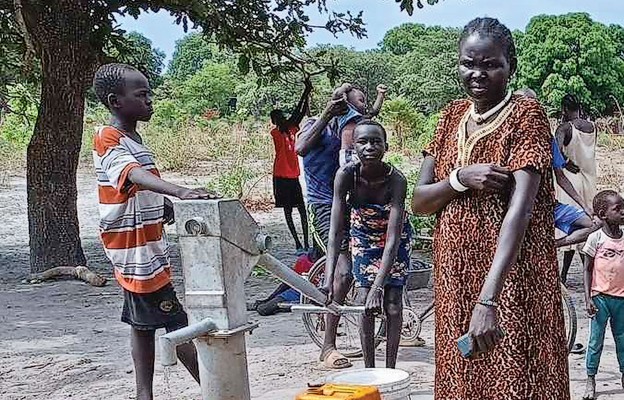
[93,63,214,400]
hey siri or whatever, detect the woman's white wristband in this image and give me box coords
[449,168,469,192]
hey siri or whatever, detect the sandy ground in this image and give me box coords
[1,165,623,400]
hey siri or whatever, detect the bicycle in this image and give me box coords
[300,236,578,358]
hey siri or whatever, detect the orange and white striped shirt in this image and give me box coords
[93,126,171,294]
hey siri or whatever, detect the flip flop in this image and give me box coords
[322,350,352,370]
[400,336,426,347]
[246,300,262,311]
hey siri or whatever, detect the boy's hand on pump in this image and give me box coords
[176,187,220,200]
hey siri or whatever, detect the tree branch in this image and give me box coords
[12,0,35,73]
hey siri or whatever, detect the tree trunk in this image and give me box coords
[21,1,96,273]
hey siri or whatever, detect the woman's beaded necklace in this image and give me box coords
[469,91,512,124]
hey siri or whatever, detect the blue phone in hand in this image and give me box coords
[457,328,505,358]
[457,333,474,358]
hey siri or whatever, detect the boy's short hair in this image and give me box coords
[593,189,619,216]
[562,94,581,112]
[354,119,387,141]
[270,109,283,120]
[93,63,140,108]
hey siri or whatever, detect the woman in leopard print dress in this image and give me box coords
[412,18,570,399]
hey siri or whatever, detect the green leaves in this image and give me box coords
[516,13,624,116]
[104,31,166,88]
[383,23,462,114]
[167,33,234,82]
[238,54,250,75]
[396,0,442,16]
[177,62,238,116]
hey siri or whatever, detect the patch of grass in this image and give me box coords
[251,266,271,277]
[0,138,26,177]
[597,130,624,152]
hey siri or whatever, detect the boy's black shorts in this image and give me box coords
[308,202,350,253]
[121,283,188,331]
[273,177,305,208]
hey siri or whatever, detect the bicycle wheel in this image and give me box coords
[301,256,385,358]
[378,286,427,343]
[560,283,577,353]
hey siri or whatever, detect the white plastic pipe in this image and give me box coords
[160,318,217,367]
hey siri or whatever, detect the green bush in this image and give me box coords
[0,84,38,147]
[0,137,25,173]
[380,97,439,155]
[407,112,439,155]
[177,62,238,117]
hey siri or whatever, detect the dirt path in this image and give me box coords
[1,167,623,399]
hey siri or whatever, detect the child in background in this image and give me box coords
[582,190,624,400]
[269,78,313,254]
[334,83,388,166]
[249,248,322,316]
[92,63,216,400]
[325,120,411,369]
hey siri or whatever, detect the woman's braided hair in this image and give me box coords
[93,63,139,108]
[460,17,517,67]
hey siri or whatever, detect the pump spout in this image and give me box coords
[160,318,218,367]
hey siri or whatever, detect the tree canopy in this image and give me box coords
[108,31,166,88]
[517,13,624,116]
[167,33,234,82]
[382,23,462,113]
[0,0,387,273]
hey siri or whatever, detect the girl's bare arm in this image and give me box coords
[372,173,407,287]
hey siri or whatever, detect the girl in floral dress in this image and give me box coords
[325,119,411,368]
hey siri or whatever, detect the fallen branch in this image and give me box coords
[30,266,107,287]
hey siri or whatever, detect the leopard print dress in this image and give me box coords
[426,96,570,399]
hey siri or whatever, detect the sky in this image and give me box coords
[118,0,624,68]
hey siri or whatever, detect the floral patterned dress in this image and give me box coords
[426,96,570,399]
[348,164,412,288]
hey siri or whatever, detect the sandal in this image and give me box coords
[246,300,262,311]
[322,350,352,370]
[400,336,426,347]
